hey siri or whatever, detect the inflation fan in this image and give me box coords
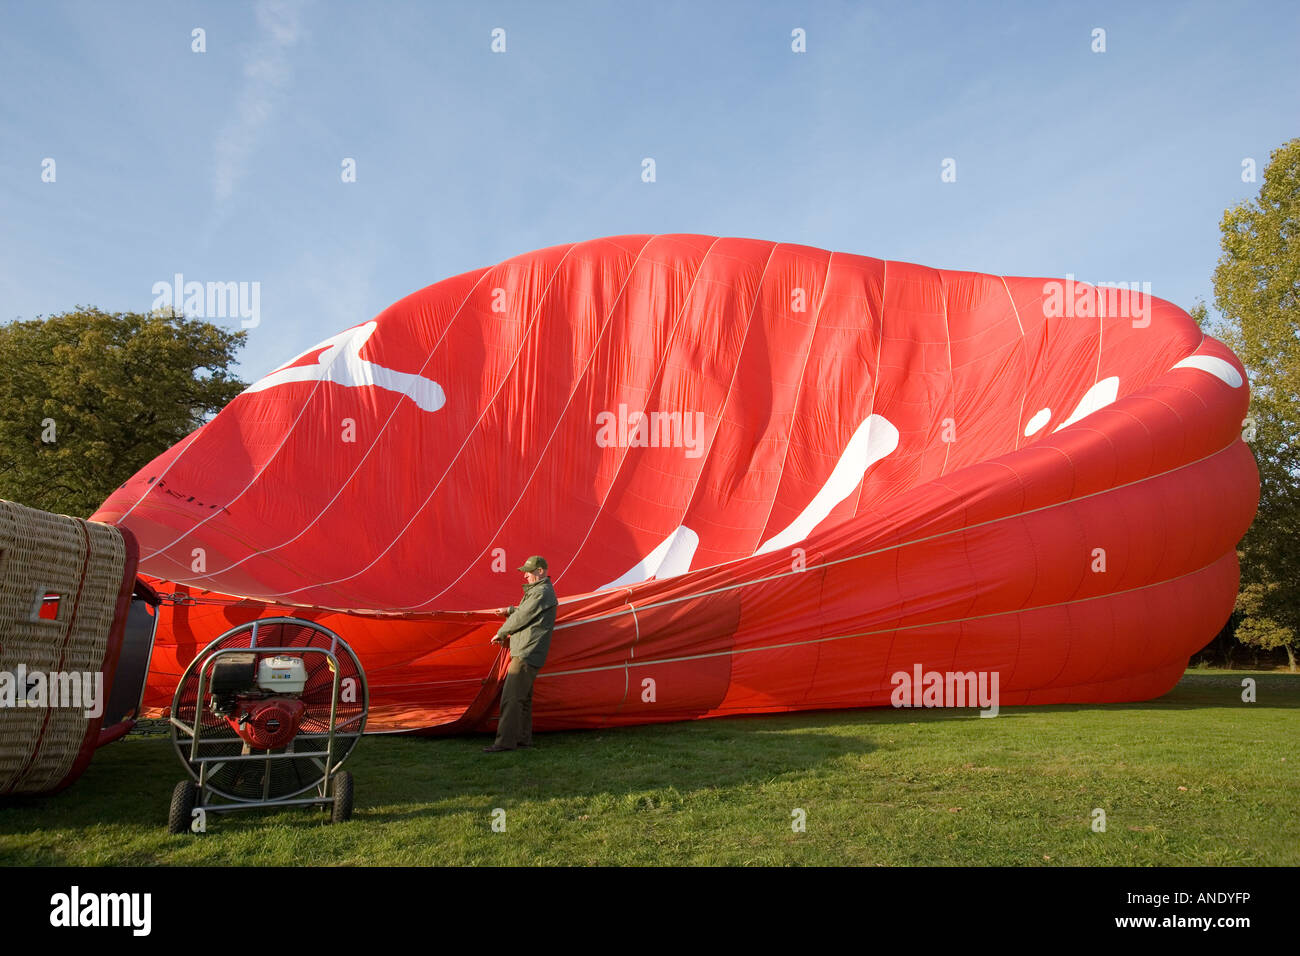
[166,617,367,834]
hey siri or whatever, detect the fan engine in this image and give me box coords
[208,653,309,749]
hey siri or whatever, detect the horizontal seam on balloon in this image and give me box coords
[538,548,1232,679]
[552,435,1242,630]
[703,656,1188,712]
[353,677,485,689]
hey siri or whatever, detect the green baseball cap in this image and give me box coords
[518,555,548,573]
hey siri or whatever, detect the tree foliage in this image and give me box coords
[0,307,246,518]
[1209,138,1300,670]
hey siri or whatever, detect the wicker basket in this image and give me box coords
[0,499,134,795]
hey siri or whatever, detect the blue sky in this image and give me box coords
[2,0,1296,382]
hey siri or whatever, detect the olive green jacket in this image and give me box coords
[497,576,558,668]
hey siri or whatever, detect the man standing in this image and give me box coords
[484,555,557,753]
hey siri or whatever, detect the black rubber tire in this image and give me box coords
[168,780,198,835]
[330,771,354,824]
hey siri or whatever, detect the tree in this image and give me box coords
[0,307,246,518]
[1188,300,1209,329]
[1208,138,1300,671]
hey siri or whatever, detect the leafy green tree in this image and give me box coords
[1188,300,1209,329]
[1208,138,1300,670]
[0,307,246,518]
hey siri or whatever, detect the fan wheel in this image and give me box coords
[168,780,198,835]
[330,771,354,824]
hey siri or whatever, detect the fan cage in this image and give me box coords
[169,618,367,805]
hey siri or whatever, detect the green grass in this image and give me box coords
[1,670,1295,866]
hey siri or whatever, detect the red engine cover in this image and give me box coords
[227,697,307,749]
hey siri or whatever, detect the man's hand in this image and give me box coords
[494,606,511,617]
[492,632,509,646]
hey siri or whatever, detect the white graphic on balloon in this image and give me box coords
[597,413,899,588]
[756,413,900,555]
[600,525,700,590]
[1024,407,1052,436]
[1171,355,1243,387]
[243,321,446,412]
[1052,377,1119,433]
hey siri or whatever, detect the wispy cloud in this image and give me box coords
[212,0,305,207]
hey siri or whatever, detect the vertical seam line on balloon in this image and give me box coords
[937,274,983,634]
[416,236,662,607]
[135,321,384,561]
[850,258,887,518]
[551,236,726,585]
[269,242,583,601]
[940,271,954,477]
[751,250,834,552]
[998,275,1027,451]
[112,432,199,527]
[612,598,640,716]
[659,240,782,568]
[126,314,361,545]
[178,266,498,584]
[1095,286,1104,388]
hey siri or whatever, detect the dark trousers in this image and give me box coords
[495,659,539,748]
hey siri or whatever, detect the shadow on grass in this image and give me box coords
[337,715,876,823]
[1,671,1293,842]
[0,717,873,838]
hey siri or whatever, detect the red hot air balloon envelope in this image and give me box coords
[93,235,1259,733]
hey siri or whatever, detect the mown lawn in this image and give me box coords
[1,670,1295,866]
